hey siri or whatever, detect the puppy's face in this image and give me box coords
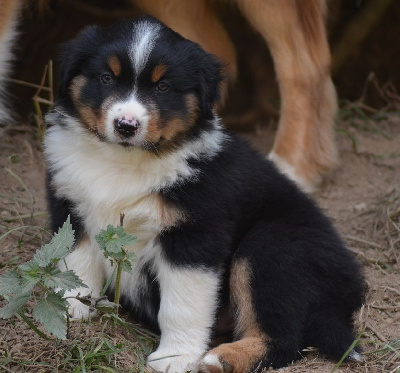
[56,17,223,153]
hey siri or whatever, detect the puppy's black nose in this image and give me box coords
[114,115,140,138]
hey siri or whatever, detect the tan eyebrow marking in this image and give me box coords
[108,55,122,77]
[151,64,168,83]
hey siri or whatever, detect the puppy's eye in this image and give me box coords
[156,82,170,92]
[100,74,113,85]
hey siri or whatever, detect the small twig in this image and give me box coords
[33,97,53,106]
[389,365,400,373]
[385,286,400,296]
[0,365,14,373]
[344,235,382,249]
[33,64,49,99]
[370,304,400,311]
[366,323,387,342]
[3,211,47,223]
[48,60,54,104]
[4,78,52,92]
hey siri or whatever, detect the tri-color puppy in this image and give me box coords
[44,17,365,373]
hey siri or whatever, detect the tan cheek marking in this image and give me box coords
[158,94,200,143]
[70,75,86,104]
[145,108,162,143]
[69,76,98,131]
[144,94,199,152]
[151,64,167,83]
[108,55,121,77]
[160,117,187,141]
[70,76,116,137]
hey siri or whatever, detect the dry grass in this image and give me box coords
[0,87,399,371]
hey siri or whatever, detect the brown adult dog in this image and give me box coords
[0,0,337,192]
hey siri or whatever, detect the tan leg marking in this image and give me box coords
[200,259,267,373]
[70,75,117,137]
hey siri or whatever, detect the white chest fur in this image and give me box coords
[44,124,196,243]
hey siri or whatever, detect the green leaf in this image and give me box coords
[120,258,133,272]
[0,270,22,296]
[95,225,137,259]
[43,269,87,291]
[18,259,40,273]
[32,293,68,340]
[33,216,75,267]
[19,272,41,295]
[0,293,30,319]
[114,226,137,246]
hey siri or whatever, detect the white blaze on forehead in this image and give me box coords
[129,20,161,76]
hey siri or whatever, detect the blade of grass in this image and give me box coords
[4,168,34,211]
[3,211,47,223]
[101,266,117,297]
[331,333,362,373]
[16,311,51,340]
[0,225,52,241]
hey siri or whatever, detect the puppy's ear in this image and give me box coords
[198,52,224,120]
[57,25,101,100]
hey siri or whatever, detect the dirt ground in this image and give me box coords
[0,109,399,371]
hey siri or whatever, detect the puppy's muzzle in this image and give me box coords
[114,115,140,138]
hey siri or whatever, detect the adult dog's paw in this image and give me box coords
[147,350,202,373]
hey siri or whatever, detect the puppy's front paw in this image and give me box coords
[65,288,97,320]
[147,350,201,373]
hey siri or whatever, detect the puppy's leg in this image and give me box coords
[237,0,338,192]
[0,0,21,124]
[199,259,268,373]
[147,256,220,373]
[58,236,104,320]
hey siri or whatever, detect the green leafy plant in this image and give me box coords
[0,214,138,342]
[0,217,85,340]
[95,214,137,315]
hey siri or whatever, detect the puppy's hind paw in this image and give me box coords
[198,353,233,373]
[347,349,364,363]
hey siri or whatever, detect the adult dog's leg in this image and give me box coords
[0,0,21,125]
[237,0,338,192]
